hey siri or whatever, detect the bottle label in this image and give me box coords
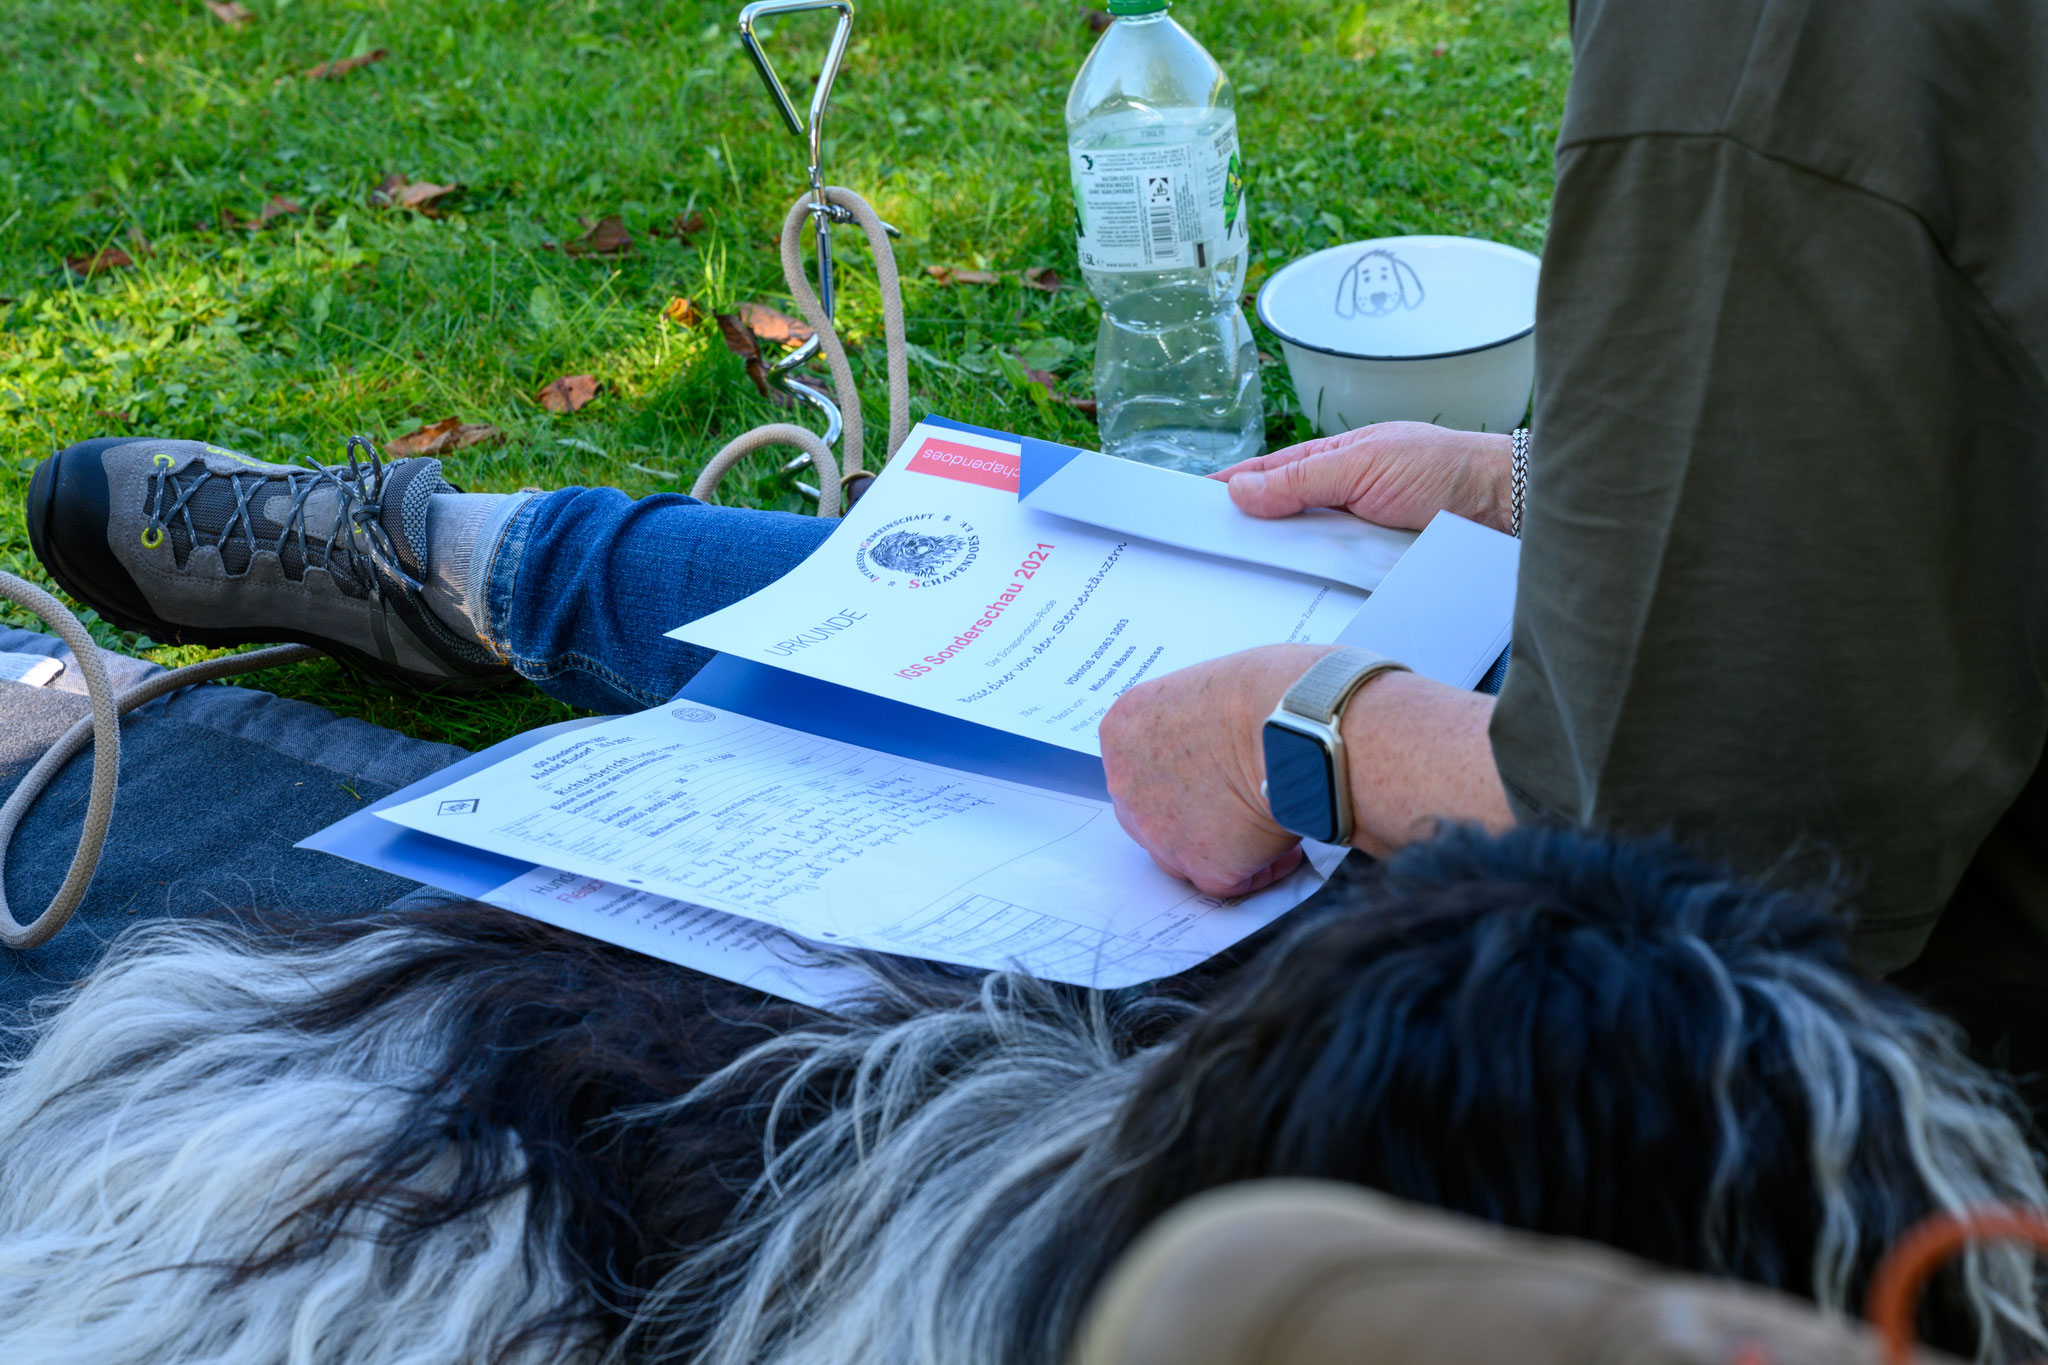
[1071,119,1247,273]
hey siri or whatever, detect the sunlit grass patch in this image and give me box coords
[1,0,1567,748]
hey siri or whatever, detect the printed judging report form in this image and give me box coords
[381,702,1342,988]
[479,866,872,1009]
[669,421,1366,757]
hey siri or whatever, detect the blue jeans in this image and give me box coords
[481,487,1511,714]
[482,488,835,713]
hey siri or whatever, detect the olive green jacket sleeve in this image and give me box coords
[1490,126,2048,971]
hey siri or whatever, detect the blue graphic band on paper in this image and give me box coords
[1017,437,1087,500]
[678,654,1110,801]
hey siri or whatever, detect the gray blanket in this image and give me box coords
[0,627,467,1020]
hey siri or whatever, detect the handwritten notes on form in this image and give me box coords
[380,703,1337,989]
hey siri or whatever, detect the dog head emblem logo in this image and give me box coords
[855,514,982,586]
[867,530,967,579]
[1335,249,1425,319]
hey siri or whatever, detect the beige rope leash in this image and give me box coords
[692,186,911,514]
[0,570,317,949]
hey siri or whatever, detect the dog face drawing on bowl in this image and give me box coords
[1336,248,1426,319]
[1257,235,1540,436]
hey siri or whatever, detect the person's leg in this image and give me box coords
[466,488,835,713]
[26,434,836,711]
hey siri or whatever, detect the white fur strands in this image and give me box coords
[0,827,2042,1365]
[628,971,1184,1365]
[0,920,583,1365]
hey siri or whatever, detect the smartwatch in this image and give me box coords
[1260,647,1410,845]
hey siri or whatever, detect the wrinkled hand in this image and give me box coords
[1100,643,1339,899]
[1211,421,1512,533]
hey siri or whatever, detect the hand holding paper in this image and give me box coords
[1216,421,1516,538]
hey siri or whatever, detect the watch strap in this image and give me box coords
[1280,647,1410,725]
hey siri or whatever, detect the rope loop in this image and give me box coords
[694,185,909,517]
[0,569,317,949]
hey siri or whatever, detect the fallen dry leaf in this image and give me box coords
[565,214,633,259]
[655,211,707,240]
[664,296,705,327]
[369,173,461,215]
[1085,10,1113,34]
[95,409,135,425]
[397,181,458,210]
[926,265,1002,287]
[386,417,506,458]
[1022,265,1064,293]
[65,246,134,276]
[223,195,302,230]
[304,48,389,80]
[715,313,793,408]
[385,420,455,457]
[536,374,600,415]
[740,300,812,346]
[204,0,254,25]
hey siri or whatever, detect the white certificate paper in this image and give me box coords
[382,702,1337,989]
[669,422,1367,756]
[1021,446,1417,593]
[479,866,871,1009]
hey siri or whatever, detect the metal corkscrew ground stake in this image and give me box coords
[737,0,898,504]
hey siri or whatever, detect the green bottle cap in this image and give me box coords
[1106,0,1169,14]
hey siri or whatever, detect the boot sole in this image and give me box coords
[26,441,515,697]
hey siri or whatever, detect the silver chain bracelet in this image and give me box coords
[1510,427,1531,538]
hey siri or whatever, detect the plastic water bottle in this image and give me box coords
[1067,0,1261,473]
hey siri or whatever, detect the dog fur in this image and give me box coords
[0,828,2041,1364]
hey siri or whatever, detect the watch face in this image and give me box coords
[1262,721,1340,844]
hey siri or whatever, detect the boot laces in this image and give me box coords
[143,435,426,596]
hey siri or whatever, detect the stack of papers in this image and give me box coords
[306,418,1519,1009]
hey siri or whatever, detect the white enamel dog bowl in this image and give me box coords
[1257,235,1540,436]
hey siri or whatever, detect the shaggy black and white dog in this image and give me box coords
[0,827,2043,1364]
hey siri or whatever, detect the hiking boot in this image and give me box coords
[26,434,509,691]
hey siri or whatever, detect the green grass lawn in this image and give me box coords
[0,0,1569,748]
